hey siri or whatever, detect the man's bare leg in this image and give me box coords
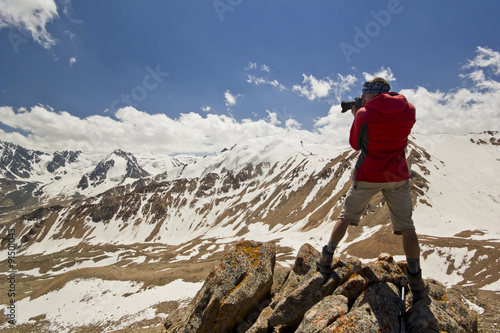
[401,228,428,301]
[329,218,351,245]
[401,228,420,259]
[317,219,350,274]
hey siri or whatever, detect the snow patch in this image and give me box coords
[0,278,203,332]
[461,296,485,314]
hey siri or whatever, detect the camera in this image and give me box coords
[340,97,363,113]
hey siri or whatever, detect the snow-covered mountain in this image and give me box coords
[0,132,499,332]
[0,140,186,212]
[2,132,500,260]
[3,132,500,276]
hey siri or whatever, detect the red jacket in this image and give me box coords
[349,92,416,182]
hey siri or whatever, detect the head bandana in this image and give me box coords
[362,81,390,95]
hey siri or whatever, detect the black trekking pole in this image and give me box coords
[400,276,408,333]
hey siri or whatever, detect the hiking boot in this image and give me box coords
[406,268,429,302]
[316,246,334,275]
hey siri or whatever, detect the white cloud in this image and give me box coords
[463,46,500,75]
[245,61,271,73]
[331,74,358,102]
[402,47,500,136]
[0,0,59,49]
[314,48,500,141]
[69,57,76,66]
[246,74,286,92]
[402,84,500,136]
[293,74,357,102]
[460,46,500,91]
[293,75,332,101]
[1,47,498,155]
[245,62,257,70]
[313,105,354,146]
[246,75,263,85]
[201,106,212,113]
[313,48,500,145]
[362,66,396,83]
[265,110,281,126]
[245,62,286,91]
[0,106,322,154]
[285,118,302,131]
[65,30,75,39]
[224,90,242,108]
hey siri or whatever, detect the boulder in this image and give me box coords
[259,244,361,330]
[406,279,478,332]
[326,282,402,332]
[165,244,478,333]
[165,240,276,333]
[295,294,348,333]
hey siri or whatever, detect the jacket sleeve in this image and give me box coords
[349,108,366,150]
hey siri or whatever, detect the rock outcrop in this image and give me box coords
[165,241,276,333]
[165,241,478,333]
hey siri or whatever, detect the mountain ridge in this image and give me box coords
[0,132,499,331]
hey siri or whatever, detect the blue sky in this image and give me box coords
[1,0,500,153]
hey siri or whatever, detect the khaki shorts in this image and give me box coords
[339,180,414,235]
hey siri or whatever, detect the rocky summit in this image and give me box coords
[165,241,478,333]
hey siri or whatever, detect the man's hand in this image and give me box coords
[352,106,360,117]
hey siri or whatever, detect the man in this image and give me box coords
[317,77,428,302]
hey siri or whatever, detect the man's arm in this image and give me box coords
[349,108,366,150]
